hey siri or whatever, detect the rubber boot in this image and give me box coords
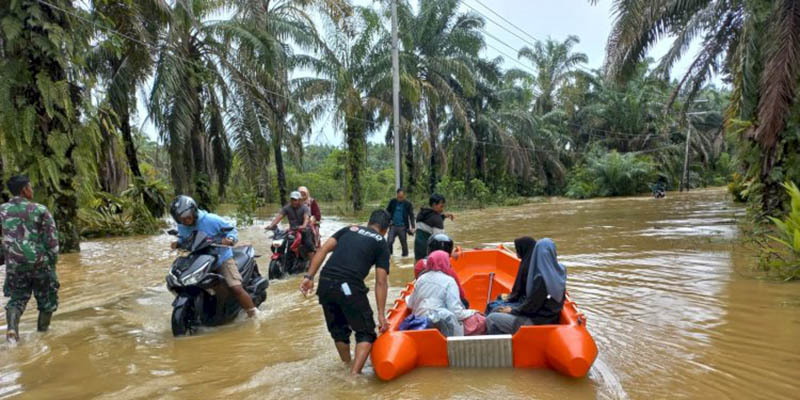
[6,309,21,343]
[37,311,53,332]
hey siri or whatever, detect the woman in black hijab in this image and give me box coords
[505,237,536,303]
[486,237,536,313]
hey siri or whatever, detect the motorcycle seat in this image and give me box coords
[232,246,253,270]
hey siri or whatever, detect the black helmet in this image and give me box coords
[427,233,454,255]
[170,195,198,224]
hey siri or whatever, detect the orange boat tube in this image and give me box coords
[372,247,598,380]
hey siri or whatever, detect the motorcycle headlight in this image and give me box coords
[272,240,283,247]
[182,261,211,286]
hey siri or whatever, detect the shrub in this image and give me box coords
[565,151,654,198]
[122,176,169,218]
[78,192,166,238]
[760,181,800,280]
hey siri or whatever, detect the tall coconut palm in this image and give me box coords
[594,0,800,214]
[148,0,232,208]
[293,6,387,210]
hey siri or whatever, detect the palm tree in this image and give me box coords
[0,0,99,252]
[90,0,169,188]
[595,0,800,214]
[511,35,588,115]
[221,0,351,205]
[148,0,232,208]
[399,0,486,192]
[293,6,387,210]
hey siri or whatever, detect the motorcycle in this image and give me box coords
[166,227,268,336]
[267,227,311,280]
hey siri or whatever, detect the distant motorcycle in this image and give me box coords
[652,187,666,199]
[267,227,311,280]
[166,228,268,336]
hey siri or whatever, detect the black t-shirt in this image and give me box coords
[320,226,390,283]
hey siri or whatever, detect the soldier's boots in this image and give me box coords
[6,309,21,343]
[37,311,53,332]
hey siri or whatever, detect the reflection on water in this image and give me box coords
[2,189,799,399]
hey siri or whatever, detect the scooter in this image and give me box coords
[166,228,268,336]
[267,227,310,280]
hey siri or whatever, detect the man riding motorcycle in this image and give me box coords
[170,196,257,318]
[265,191,317,263]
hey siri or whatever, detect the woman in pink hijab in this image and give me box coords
[406,251,477,336]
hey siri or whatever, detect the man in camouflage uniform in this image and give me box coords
[0,176,60,343]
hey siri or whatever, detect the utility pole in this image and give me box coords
[391,0,402,190]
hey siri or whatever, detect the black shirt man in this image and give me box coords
[300,209,391,376]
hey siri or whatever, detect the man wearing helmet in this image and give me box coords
[169,196,257,318]
[265,191,317,261]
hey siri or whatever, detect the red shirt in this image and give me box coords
[309,199,322,223]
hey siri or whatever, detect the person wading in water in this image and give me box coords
[300,210,392,375]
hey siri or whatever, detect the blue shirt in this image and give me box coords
[177,210,238,266]
[393,204,406,227]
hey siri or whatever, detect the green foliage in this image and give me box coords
[469,179,492,207]
[760,182,800,280]
[231,188,258,227]
[565,151,655,198]
[565,164,599,199]
[78,192,166,238]
[122,177,169,218]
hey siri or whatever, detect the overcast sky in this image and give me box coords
[135,0,708,146]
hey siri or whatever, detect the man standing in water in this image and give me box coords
[386,188,415,257]
[300,210,391,375]
[0,176,60,343]
[414,194,455,261]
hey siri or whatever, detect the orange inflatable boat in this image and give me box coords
[371,246,598,380]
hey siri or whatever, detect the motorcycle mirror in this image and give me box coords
[221,227,234,233]
[167,229,179,236]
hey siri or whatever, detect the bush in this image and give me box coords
[122,176,169,218]
[565,151,654,198]
[78,192,166,238]
[231,188,258,226]
[760,181,800,280]
[565,164,598,199]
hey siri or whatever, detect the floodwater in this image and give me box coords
[1,188,799,399]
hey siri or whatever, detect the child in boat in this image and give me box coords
[486,238,566,334]
[407,250,477,336]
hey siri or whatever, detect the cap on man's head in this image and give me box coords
[290,191,303,200]
[7,175,31,196]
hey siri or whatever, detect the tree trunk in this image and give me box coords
[115,71,142,179]
[346,117,365,211]
[273,123,287,206]
[52,142,81,253]
[427,106,439,193]
[0,154,8,203]
[405,126,415,194]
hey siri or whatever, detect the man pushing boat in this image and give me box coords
[300,210,392,375]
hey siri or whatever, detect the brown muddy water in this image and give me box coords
[1,188,799,399]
